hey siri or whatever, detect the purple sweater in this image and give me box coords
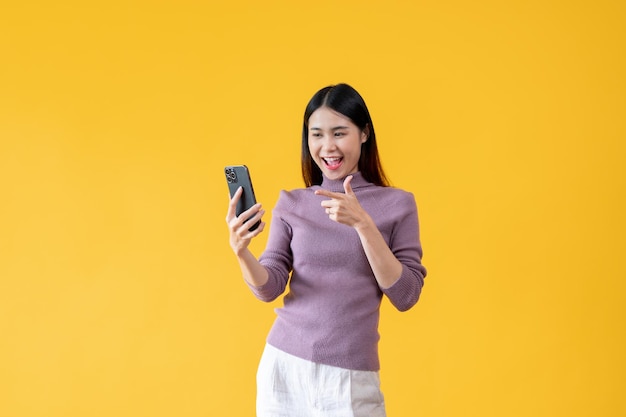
[249,172,426,371]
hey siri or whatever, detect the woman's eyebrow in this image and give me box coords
[309,126,350,130]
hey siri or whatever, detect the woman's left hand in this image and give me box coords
[316,175,404,288]
[314,175,371,229]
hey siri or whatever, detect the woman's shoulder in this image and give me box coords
[371,184,416,202]
[361,185,419,220]
[279,185,314,198]
[273,186,315,210]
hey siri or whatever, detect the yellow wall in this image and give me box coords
[1,1,624,416]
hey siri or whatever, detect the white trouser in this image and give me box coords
[256,344,387,417]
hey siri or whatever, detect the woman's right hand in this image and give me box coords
[226,186,266,256]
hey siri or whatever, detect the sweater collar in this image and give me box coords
[320,171,371,192]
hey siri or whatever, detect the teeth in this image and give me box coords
[324,157,341,162]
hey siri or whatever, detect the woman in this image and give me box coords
[226,83,427,417]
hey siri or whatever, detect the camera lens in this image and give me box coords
[225,169,237,183]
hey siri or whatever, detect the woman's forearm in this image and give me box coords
[236,248,269,287]
[355,217,403,289]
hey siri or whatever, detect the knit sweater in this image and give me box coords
[249,172,426,371]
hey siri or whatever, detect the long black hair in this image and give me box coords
[301,83,390,187]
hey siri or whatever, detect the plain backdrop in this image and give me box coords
[1,1,624,416]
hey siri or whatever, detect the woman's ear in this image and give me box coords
[361,124,370,143]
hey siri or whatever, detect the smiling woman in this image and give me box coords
[307,107,368,180]
[225,83,427,417]
[2,0,624,416]
[301,84,390,188]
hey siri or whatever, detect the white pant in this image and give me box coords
[256,344,387,417]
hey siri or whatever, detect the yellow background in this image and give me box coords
[1,0,624,416]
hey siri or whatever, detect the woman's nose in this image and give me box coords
[321,136,337,150]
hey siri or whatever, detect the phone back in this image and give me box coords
[225,165,259,230]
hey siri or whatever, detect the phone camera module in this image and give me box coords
[225,168,237,183]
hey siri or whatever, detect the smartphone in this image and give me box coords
[225,165,260,231]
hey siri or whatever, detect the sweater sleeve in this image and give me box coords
[247,191,294,302]
[381,193,427,311]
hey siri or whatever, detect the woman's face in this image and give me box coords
[307,107,368,181]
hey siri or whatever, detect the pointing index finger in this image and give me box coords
[314,188,337,198]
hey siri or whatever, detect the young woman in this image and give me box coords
[226,83,427,417]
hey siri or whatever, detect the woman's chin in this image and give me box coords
[322,168,344,180]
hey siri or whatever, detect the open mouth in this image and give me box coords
[322,157,343,170]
